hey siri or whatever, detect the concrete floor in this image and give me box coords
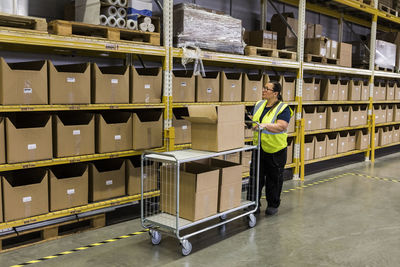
[2,152,400,267]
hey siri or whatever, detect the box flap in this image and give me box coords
[94,63,128,75]
[50,62,89,73]
[184,105,218,124]
[50,163,88,179]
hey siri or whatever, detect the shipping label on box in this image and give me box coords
[196,72,220,102]
[130,67,162,103]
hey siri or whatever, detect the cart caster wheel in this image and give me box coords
[248,214,256,228]
[219,214,227,220]
[219,224,226,234]
[181,240,192,256]
[150,230,162,245]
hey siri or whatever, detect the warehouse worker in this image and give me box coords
[248,81,293,215]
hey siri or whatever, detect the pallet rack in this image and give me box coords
[0,0,399,241]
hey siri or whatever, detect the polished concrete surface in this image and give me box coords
[2,153,400,267]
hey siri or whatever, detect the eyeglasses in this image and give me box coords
[262,87,274,92]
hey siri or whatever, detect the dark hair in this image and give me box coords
[271,82,283,101]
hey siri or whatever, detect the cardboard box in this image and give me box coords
[196,72,220,102]
[91,63,129,104]
[247,30,277,49]
[244,127,253,139]
[338,80,348,101]
[160,162,219,221]
[2,168,48,222]
[281,76,296,101]
[271,13,298,50]
[303,78,314,101]
[130,67,162,103]
[350,106,368,127]
[304,136,315,161]
[195,158,242,212]
[172,70,195,102]
[0,178,2,222]
[374,105,387,124]
[314,78,321,100]
[48,61,90,104]
[376,31,400,72]
[326,133,338,156]
[348,132,356,151]
[338,42,352,67]
[89,159,125,202]
[321,79,339,101]
[380,82,387,100]
[378,127,390,146]
[287,138,293,164]
[387,105,394,122]
[374,128,380,147]
[307,24,322,38]
[348,80,362,100]
[126,157,158,196]
[315,106,327,130]
[242,74,262,102]
[394,104,400,121]
[132,110,163,150]
[305,37,329,57]
[53,112,95,158]
[337,132,349,153]
[49,163,88,211]
[329,40,338,59]
[361,81,370,101]
[0,58,47,105]
[393,126,400,143]
[6,113,52,163]
[95,111,132,153]
[172,109,191,145]
[287,114,295,133]
[341,106,350,128]
[327,106,342,129]
[314,135,327,159]
[303,106,315,131]
[0,118,5,164]
[356,130,370,150]
[220,72,242,102]
[386,82,395,100]
[395,82,400,100]
[184,105,244,152]
[241,151,252,173]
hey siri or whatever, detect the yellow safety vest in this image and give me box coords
[253,100,293,153]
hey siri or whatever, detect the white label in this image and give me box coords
[330,143,334,147]
[28,144,37,150]
[73,130,81,135]
[67,77,76,83]
[206,88,212,93]
[321,48,327,57]
[319,146,322,150]
[182,125,188,130]
[252,86,257,91]
[144,84,151,89]
[23,196,32,203]
[67,189,75,195]
[143,174,147,179]
[181,82,187,87]
[115,135,121,140]
[106,180,113,185]
[308,121,312,124]
[231,84,236,88]
[24,88,32,94]
[111,79,119,84]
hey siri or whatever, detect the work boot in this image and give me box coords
[265,207,278,216]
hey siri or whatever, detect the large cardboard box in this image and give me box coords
[91,63,129,104]
[242,74,262,101]
[338,80,348,101]
[271,13,298,50]
[337,132,349,153]
[0,58,47,105]
[326,133,338,156]
[172,70,195,102]
[126,157,158,196]
[303,78,314,101]
[160,162,219,221]
[95,111,132,153]
[89,159,125,202]
[132,110,163,150]
[48,62,90,104]
[356,130,369,150]
[305,37,329,57]
[53,112,95,157]
[287,138,293,164]
[361,81,370,101]
[348,80,362,100]
[49,163,88,211]
[314,135,327,159]
[386,82,395,100]
[172,109,191,145]
[220,72,242,102]
[130,67,162,103]
[350,106,368,127]
[195,158,242,212]
[304,136,315,161]
[327,106,342,129]
[306,24,322,38]
[338,42,352,67]
[387,105,394,122]
[0,118,5,164]
[321,79,339,101]
[247,30,277,49]
[196,72,220,102]
[184,105,244,152]
[2,168,48,222]
[6,113,52,163]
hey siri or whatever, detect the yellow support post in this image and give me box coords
[371,116,376,163]
[300,119,305,180]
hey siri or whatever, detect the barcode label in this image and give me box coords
[115,135,121,140]
[111,79,119,84]
[24,88,32,94]
[23,196,32,203]
[67,189,75,195]
[73,130,81,135]
[28,144,37,150]
[181,82,187,87]
[145,84,151,89]
[67,77,76,83]
[106,180,113,185]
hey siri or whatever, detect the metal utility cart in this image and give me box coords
[140,143,260,256]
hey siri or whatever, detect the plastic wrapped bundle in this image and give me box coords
[173,3,245,54]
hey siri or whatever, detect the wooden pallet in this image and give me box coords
[355,64,395,72]
[0,12,47,32]
[245,46,297,60]
[378,3,398,16]
[0,214,105,252]
[48,20,160,45]
[355,0,373,5]
[326,57,339,65]
[304,54,326,64]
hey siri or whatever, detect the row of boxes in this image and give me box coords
[304,130,370,161]
[0,158,153,222]
[160,159,242,221]
[375,126,400,147]
[374,104,400,123]
[0,58,163,105]
[0,111,163,164]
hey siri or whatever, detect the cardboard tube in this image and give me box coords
[104,0,118,4]
[101,6,118,17]
[147,23,155,32]
[116,17,126,28]
[117,7,126,18]
[139,22,148,32]
[118,0,127,7]
[107,16,117,27]
[100,15,108,26]
[127,19,138,30]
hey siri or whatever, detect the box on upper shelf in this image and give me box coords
[220,72,242,102]
[132,110,163,150]
[172,70,195,102]
[246,30,277,49]
[130,67,162,104]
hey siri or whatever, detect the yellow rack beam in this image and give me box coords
[375,121,400,127]
[0,191,159,231]
[305,149,370,165]
[305,125,369,135]
[375,141,400,149]
[373,100,400,104]
[302,101,370,105]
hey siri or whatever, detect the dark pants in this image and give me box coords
[247,147,287,209]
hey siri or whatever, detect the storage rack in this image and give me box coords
[0,0,399,236]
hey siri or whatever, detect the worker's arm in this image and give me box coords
[259,119,288,133]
